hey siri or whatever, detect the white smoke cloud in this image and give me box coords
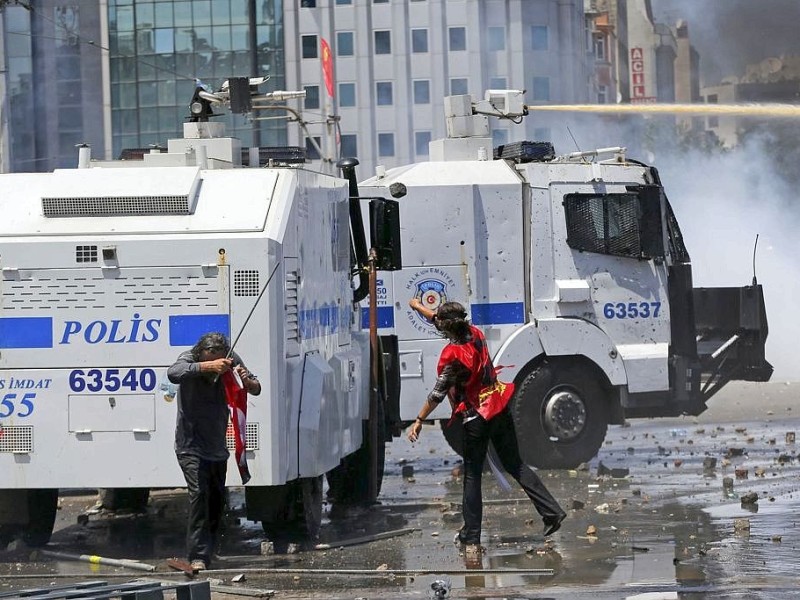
[653,137,799,381]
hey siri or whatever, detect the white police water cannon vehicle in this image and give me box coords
[358,89,772,470]
[0,78,402,546]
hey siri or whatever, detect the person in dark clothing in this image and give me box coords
[407,300,565,552]
[167,332,261,571]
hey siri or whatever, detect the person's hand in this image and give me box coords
[408,297,423,310]
[203,358,232,374]
[235,365,260,393]
[407,420,423,443]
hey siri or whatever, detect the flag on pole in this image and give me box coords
[321,37,335,98]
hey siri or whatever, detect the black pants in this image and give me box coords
[460,408,564,545]
[177,454,228,564]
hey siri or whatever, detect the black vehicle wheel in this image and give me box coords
[440,418,464,457]
[22,489,59,547]
[511,360,608,470]
[98,488,150,512]
[300,476,323,540]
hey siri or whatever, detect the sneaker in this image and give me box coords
[190,559,207,572]
[543,513,566,537]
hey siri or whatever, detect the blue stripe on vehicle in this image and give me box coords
[169,314,230,346]
[0,317,54,349]
[470,302,525,325]
[360,306,395,329]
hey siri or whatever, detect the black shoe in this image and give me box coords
[543,513,566,537]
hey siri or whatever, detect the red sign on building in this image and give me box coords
[630,47,645,99]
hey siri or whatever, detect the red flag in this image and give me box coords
[222,370,251,484]
[320,37,335,98]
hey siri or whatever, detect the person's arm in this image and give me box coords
[407,361,464,442]
[408,297,437,323]
[167,351,232,383]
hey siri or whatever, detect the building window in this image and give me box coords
[301,0,316,7]
[339,82,356,107]
[302,34,318,59]
[450,78,468,95]
[374,0,389,3]
[531,25,548,51]
[412,28,428,53]
[378,133,395,157]
[532,76,550,101]
[336,0,352,4]
[415,131,431,156]
[449,26,466,51]
[413,80,430,104]
[489,77,507,90]
[488,27,505,51]
[337,31,354,56]
[492,129,508,147]
[374,30,391,54]
[593,34,606,60]
[305,136,321,160]
[376,81,393,105]
[304,85,320,109]
[597,85,608,104]
[341,134,358,158]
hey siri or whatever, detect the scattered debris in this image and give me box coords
[231,573,247,583]
[703,457,717,470]
[786,432,795,444]
[733,518,750,533]
[734,468,748,480]
[571,499,585,510]
[740,492,759,506]
[401,465,415,478]
[586,525,598,536]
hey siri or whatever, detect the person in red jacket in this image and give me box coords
[407,300,565,550]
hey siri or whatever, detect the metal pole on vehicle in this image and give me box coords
[367,248,379,503]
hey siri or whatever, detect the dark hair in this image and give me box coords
[434,301,470,342]
[191,332,230,359]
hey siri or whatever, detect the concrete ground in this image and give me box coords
[1,380,799,599]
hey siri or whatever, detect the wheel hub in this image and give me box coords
[543,389,587,441]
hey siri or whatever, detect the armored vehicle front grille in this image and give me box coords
[226,422,259,451]
[234,270,259,296]
[76,245,98,263]
[42,195,192,217]
[2,274,218,310]
[0,425,33,453]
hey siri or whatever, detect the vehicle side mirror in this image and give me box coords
[369,198,402,271]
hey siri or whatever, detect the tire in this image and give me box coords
[326,390,386,506]
[98,488,150,512]
[300,476,323,540]
[511,359,608,469]
[440,419,464,457]
[22,489,59,547]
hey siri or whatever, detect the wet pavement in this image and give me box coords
[1,381,799,599]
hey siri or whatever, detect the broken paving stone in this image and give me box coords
[231,574,246,583]
[401,465,415,478]
[772,535,782,543]
[754,467,766,477]
[786,432,795,444]
[674,459,683,468]
[777,454,794,465]
[740,492,759,505]
[571,499,586,510]
[594,503,610,514]
[441,511,462,524]
[733,518,750,533]
[735,427,747,434]
[735,468,748,480]
[703,457,717,470]
[376,564,389,570]
[726,448,746,458]
[722,477,734,490]
[586,525,598,536]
